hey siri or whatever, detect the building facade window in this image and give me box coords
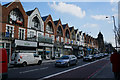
[72,32,75,40]
[51,35,54,43]
[19,28,25,40]
[6,24,14,38]
[32,16,40,29]
[57,26,63,36]
[8,8,24,26]
[77,34,80,41]
[65,29,70,39]
[46,22,54,34]
[30,31,34,38]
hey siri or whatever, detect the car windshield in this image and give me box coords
[60,56,69,59]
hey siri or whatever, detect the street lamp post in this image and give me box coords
[106,16,118,49]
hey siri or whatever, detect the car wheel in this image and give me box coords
[75,60,78,65]
[38,60,42,65]
[22,62,27,67]
[67,63,70,67]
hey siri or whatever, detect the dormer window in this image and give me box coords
[8,8,24,26]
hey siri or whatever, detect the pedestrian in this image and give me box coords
[110,50,120,80]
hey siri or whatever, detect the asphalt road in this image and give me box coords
[8,56,111,80]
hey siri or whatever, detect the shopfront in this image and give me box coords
[78,46,84,56]
[64,45,73,55]
[14,39,37,53]
[72,45,79,56]
[0,41,11,65]
[38,43,53,60]
[83,46,87,56]
[54,42,64,58]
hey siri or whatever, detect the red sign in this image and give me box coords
[16,20,23,24]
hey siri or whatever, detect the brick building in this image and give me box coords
[0,0,99,63]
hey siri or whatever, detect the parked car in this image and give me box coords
[83,55,94,61]
[76,54,82,59]
[11,52,42,67]
[99,53,104,58]
[104,53,108,56]
[0,48,8,80]
[55,55,78,67]
[94,54,101,59]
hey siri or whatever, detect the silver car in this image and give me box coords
[83,55,94,61]
[55,55,78,67]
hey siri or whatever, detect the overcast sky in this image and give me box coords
[1,0,119,47]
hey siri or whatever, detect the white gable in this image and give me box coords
[27,8,44,32]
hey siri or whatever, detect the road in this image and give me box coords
[8,56,113,80]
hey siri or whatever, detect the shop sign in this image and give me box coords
[45,44,53,47]
[39,43,53,47]
[46,47,51,53]
[15,40,37,47]
[64,45,72,48]
[38,49,43,51]
[39,43,44,46]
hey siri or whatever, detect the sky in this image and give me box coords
[1,0,119,47]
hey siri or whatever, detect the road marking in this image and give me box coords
[38,57,108,80]
[8,68,18,70]
[19,67,48,74]
[86,61,110,80]
[20,69,39,74]
[40,67,48,70]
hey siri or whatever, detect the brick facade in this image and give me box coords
[2,1,28,39]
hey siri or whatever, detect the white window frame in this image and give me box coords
[6,24,14,38]
[19,27,25,40]
[30,31,35,38]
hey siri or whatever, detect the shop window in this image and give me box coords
[8,8,24,27]
[19,28,25,40]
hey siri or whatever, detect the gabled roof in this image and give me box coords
[79,31,82,35]
[69,27,74,32]
[26,9,34,16]
[62,24,67,29]
[74,29,78,34]
[2,2,12,7]
[53,20,59,26]
[41,15,49,21]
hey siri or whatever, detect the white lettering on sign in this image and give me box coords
[64,45,72,48]
[15,40,37,47]
[39,43,53,47]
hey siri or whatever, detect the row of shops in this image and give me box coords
[1,39,96,65]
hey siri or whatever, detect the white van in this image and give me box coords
[11,53,42,67]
